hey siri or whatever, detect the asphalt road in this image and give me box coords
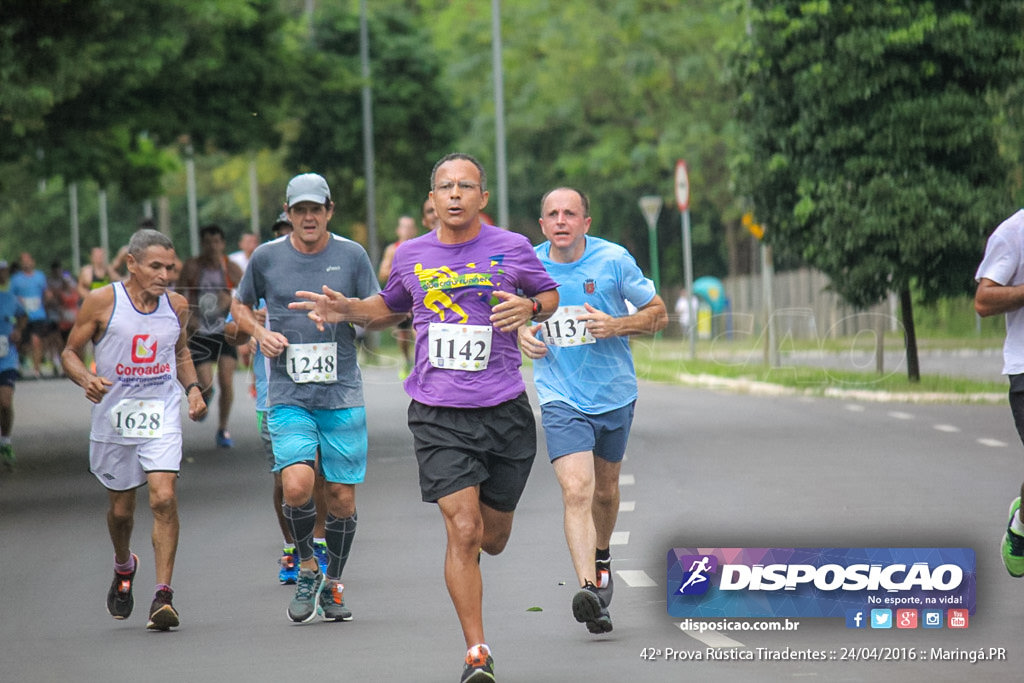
[1,359,1021,682]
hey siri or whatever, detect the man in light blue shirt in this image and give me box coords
[520,187,667,635]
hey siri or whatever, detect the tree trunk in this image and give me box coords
[900,288,920,383]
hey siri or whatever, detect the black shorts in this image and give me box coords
[187,332,238,365]
[25,320,56,338]
[408,392,536,512]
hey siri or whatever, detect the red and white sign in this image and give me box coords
[675,160,690,212]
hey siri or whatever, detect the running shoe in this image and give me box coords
[106,553,139,619]
[0,443,15,472]
[146,588,179,630]
[460,645,495,683]
[1002,497,1024,577]
[319,579,353,621]
[287,568,325,623]
[596,557,614,606]
[572,581,612,634]
[314,540,329,574]
[279,547,299,585]
[216,430,233,448]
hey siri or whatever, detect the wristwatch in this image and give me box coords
[528,297,542,320]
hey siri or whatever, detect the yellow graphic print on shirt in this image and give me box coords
[414,260,503,324]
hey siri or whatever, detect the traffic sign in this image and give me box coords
[675,160,690,212]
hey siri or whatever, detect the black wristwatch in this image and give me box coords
[184,382,202,395]
[528,297,542,320]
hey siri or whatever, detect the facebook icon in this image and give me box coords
[845,609,867,629]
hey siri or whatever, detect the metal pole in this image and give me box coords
[248,158,260,239]
[491,0,509,228]
[360,0,379,265]
[186,144,199,257]
[761,241,778,367]
[98,188,110,258]
[682,209,696,359]
[69,183,81,273]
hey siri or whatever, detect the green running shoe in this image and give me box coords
[1002,497,1024,577]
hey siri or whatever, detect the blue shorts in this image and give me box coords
[540,400,635,463]
[268,404,367,484]
[0,368,17,388]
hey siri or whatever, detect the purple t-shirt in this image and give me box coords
[380,224,558,408]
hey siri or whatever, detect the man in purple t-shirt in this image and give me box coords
[292,154,558,683]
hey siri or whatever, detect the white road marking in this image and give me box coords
[619,501,635,512]
[978,438,1008,448]
[888,411,914,420]
[610,531,630,546]
[619,473,635,486]
[933,424,960,433]
[617,569,657,587]
[845,404,865,412]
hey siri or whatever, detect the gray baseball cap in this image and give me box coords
[286,173,331,206]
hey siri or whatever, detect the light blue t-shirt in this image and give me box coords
[9,269,48,322]
[531,236,656,414]
[0,290,25,372]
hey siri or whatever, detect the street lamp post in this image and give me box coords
[638,195,662,298]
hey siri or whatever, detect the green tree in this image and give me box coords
[735,1,1024,380]
[419,0,743,288]
[286,2,457,245]
[0,0,291,198]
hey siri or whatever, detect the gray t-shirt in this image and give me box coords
[236,234,380,409]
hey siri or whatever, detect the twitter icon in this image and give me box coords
[870,609,892,629]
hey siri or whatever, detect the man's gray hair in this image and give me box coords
[127,229,174,259]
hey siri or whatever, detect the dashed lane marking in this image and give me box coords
[610,531,630,546]
[619,501,635,512]
[617,569,657,587]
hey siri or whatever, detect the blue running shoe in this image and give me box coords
[279,547,298,585]
[314,540,329,574]
[216,430,233,448]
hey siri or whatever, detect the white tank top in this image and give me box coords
[90,282,183,442]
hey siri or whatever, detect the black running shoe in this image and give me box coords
[572,581,612,634]
[595,557,614,606]
[106,554,138,620]
[146,588,179,630]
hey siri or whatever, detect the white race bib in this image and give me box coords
[285,342,337,383]
[0,336,8,357]
[428,323,492,371]
[109,399,165,438]
[541,306,595,347]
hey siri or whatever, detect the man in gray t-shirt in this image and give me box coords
[231,173,379,624]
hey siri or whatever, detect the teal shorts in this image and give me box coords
[267,404,367,484]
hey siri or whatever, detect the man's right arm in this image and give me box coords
[975,278,1024,318]
[290,288,406,331]
[61,288,115,404]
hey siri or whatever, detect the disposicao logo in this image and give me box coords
[667,548,975,619]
